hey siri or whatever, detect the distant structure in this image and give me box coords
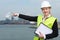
[29,21,36,24]
[0,12,36,25]
[5,12,18,21]
[5,12,12,20]
[11,16,14,21]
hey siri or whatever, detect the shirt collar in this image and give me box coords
[43,14,52,19]
[47,14,51,18]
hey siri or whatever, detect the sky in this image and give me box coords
[0,0,60,22]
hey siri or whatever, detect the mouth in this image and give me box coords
[44,11,47,13]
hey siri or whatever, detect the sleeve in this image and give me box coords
[46,19,59,39]
[18,14,37,22]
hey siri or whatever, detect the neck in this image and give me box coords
[44,13,50,18]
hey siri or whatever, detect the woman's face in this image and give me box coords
[41,7,51,16]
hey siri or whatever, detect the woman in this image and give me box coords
[13,1,58,40]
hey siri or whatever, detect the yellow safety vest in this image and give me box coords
[33,15,56,40]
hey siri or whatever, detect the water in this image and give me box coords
[0,25,60,40]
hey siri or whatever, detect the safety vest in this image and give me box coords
[33,15,56,40]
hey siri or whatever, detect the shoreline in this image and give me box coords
[0,23,60,29]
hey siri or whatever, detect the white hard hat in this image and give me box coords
[41,1,51,8]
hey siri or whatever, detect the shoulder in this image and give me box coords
[52,16,57,24]
[37,14,43,17]
[51,16,57,20]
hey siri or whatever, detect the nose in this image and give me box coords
[43,9,47,13]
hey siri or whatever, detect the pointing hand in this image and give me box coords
[13,12,19,17]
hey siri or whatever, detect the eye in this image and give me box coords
[41,8,44,10]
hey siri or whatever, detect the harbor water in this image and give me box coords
[0,25,60,40]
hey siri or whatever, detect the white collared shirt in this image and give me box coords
[42,14,51,22]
